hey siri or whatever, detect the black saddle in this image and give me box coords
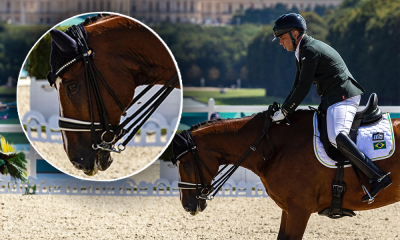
[318,93,382,163]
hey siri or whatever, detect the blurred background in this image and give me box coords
[0,0,398,107]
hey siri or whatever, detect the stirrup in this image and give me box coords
[361,184,374,204]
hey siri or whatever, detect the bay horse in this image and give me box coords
[47,14,180,176]
[172,109,400,239]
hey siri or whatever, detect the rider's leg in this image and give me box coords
[326,95,392,202]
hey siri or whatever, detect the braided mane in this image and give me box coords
[189,114,256,131]
[82,14,114,26]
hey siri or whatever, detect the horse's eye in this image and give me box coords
[68,84,79,94]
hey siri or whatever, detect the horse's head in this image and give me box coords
[47,27,131,176]
[171,132,220,216]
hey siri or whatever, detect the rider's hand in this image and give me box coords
[271,109,287,123]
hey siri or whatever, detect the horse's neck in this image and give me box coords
[88,17,176,88]
[196,111,314,176]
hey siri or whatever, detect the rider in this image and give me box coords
[271,13,392,202]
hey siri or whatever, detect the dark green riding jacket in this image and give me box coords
[282,35,365,114]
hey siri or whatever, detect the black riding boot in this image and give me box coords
[336,132,392,202]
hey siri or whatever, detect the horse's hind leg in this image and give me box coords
[277,210,288,239]
[281,207,312,240]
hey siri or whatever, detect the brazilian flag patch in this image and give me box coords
[373,141,386,150]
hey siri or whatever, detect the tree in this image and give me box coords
[26,26,68,79]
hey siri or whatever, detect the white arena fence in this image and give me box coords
[0,175,268,197]
[22,110,179,147]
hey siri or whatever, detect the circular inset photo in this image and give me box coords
[18,13,182,180]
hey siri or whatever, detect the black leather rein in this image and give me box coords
[174,103,279,200]
[48,24,179,153]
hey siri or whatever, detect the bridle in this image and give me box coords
[172,103,279,200]
[47,24,179,153]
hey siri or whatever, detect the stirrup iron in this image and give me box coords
[361,184,374,204]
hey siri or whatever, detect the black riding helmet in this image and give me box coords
[272,13,307,50]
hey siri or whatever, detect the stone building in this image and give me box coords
[0,0,342,25]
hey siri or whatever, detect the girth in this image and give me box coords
[47,24,179,153]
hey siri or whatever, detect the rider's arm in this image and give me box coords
[282,48,320,114]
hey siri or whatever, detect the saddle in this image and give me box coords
[317,93,382,219]
[318,93,382,164]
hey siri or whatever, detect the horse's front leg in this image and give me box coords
[277,209,288,239]
[281,206,312,240]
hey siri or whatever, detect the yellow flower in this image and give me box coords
[1,135,15,153]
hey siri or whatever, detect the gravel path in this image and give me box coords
[1,195,400,239]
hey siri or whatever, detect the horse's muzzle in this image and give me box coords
[183,199,207,216]
[70,150,112,176]
[96,150,113,171]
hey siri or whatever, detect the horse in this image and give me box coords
[47,14,180,176]
[171,109,400,239]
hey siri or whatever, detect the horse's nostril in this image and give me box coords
[71,161,85,171]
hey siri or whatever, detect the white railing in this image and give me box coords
[183,98,400,119]
[21,110,178,146]
[0,175,267,197]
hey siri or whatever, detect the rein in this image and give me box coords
[176,103,280,200]
[49,24,179,153]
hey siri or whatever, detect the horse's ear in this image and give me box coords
[50,29,78,53]
[173,133,188,148]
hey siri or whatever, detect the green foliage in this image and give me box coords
[0,23,48,84]
[328,0,400,105]
[26,26,69,79]
[0,152,28,182]
[152,23,263,87]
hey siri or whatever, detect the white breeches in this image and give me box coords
[327,95,361,147]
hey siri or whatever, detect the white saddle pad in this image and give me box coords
[313,112,395,168]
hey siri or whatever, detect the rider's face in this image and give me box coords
[279,31,296,52]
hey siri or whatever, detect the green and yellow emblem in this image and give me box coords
[373,141,386,150]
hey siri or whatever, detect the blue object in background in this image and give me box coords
[390,113,400,119]
[36,160,62,173]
